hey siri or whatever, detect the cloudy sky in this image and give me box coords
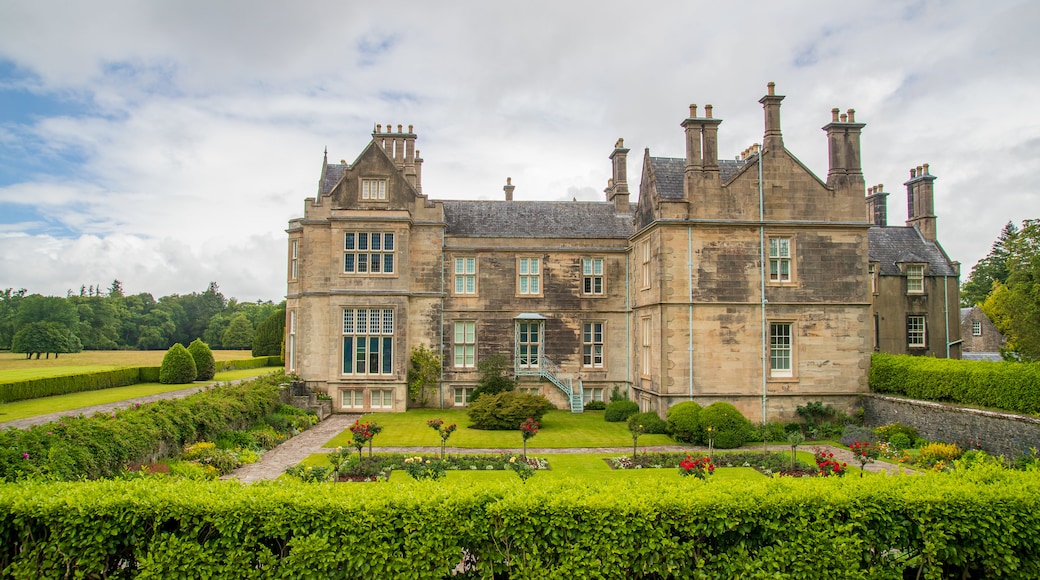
[1,1,1037,302]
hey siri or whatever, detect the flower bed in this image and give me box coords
[287,452,550,483]
[607,451,817,477]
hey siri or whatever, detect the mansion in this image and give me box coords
[285,83,959,422]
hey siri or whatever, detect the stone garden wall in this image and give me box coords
[863,393,1040,459]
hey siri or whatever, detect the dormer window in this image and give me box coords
[361,178,387,201]
[906,264,924,294]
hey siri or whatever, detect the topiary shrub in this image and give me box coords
[699,402,754,449]
[604,400,639,423]
[467,391,553,430]
[159,343,197,384]
[628,411,668,435]
[187,339,216,381]
[666,402,702,443]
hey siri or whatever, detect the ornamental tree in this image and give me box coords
[187,338,216,381]
[159,343,197,384]
[519,417,539,459]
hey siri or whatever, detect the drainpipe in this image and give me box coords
[759,150,768,424]
[439,227,445,409]
[626,249,631,399]
[943,275,950,358]
[688,226,694,400]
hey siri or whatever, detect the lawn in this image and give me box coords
[323,409,676,449]
[0,350,261,381]
[0,367,280,423]
[298,451,765,484]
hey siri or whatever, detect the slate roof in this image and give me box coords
[868,226,957,276]
[321,163,348,195]
[443,200,633,239]
[649,156,753,199]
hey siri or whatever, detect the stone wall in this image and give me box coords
[862,393,1040,459]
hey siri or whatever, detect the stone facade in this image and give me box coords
[286,84,940,421]
[960,305,1005,357]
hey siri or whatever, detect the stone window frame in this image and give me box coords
[640,239,652,289]
[972,321,982,337]
[516,256,542,297]
[341,308,395,376]
[582,257,605,296]
[289,238,299,281]
[343,231,396,276]
[768,320,797,380]
[453,256,477,295]
[767,235,796,285]
[905,264,926,295]
[453,386,475,407]
[341,389,364,409]
[582,321,605,369]
[868,262,878,295]
[370,389,394,409]
[640,316,652,377]
[582,387,605,404]
[287,310,297,372]
[360,177,388,201]
[453,320,476,369]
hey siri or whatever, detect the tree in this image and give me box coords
[159,343,197,384]
[981,219,1040,361]
[962,221,1018,307]
[252,309,286,357]
[11,321,80,359]
[470,353,516,400]
[0,288,26,350]
[222,314,254,350]
[406,344,441,407]
[187,339,216,381]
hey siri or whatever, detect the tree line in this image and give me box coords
[0,281,285,358]
[961,219,1040,361]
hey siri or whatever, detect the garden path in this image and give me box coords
[0,384,213,430]
[221,419,905,483]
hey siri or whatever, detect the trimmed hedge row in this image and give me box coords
[0,373,285,481]
[2,469,1039,578]
[0,356,283,404]
[870,352,1040,414]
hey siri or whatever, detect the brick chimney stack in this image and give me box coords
[905,164,937,241]
[682,103,723,200]
[504,177,515,201]
[607,138,630,211]
[865,183,889,226]
[759,82,784,152]
[822,106,866,192]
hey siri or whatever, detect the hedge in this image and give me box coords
[870,352,1040,414]
[1,469,1039,578]
[0,373,286,481]
[0,356,283,404]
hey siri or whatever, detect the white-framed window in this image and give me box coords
[583,387,605,403]
[769,237,792,283]
[583,258,604,295]
[907,315,927,348]
[371,389,394,409]
[342,308,394,375]
[454,257,476,294]
[518,257,541,295]
[906,264,924,294]
[289,239,299,280]
[868,263,877,295]
[641,240,651,288]
[344,232,395,274]
[641,317,651,375]
[287,310,296,372]
[453,387,475,406]
[516,321,541,369]
[517,387,541,396]
[361,178,387,200]
[582,322,604,368]
[972,321,982,336]
[454,321,476,368]
[769,322,793,378]
[342,390,364,409]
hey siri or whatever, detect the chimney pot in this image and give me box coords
[879,183,883,191]
[705,104,713,119]
[408,124,413,133]
[840,113,848,122]
[507,177,512,185]
[689,104,697,118]
[831,108,840,122]
[615,137,624,148]
[767,82,775,96]
[922,163,929,175]
[917,165,924,176]
[340,159,346,164]
[911,168,917,178]
[847,109,856,123]
[376,124,382,132]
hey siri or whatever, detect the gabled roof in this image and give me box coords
[868,226,957,276]
[321,163,348,195]
[443,200,633,239]
[649,156,754,200]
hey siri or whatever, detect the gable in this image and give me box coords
[329,141,422,210]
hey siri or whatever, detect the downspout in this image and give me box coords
[439,227,445,409]
[688,226,694,399]
[759,149,768,424]
[626,249,631,399]
[943,275,950,358]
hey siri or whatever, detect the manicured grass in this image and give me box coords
[0,350,261,380]
[0,367,280,423]
[323,409,676,449]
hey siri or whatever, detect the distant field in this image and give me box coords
[0,350,260,380]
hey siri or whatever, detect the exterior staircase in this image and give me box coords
[515,355,583,413]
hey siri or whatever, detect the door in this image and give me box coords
[515,321,542,370]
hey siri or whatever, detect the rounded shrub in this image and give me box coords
[467,391,554,430]
[666,401,702,443]
[604,400,639,423]
[584,400,606,411]
[889,432,912,450]
[159,343,197,384]
[873,422,918,444]
[187,339,216,381]
[628,411,668,434]
[699,402,754,449]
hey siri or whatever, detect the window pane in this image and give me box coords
[384,233,394,250]
[357,254,367,272]
[456,276,464,294]
[384,254,394,273]
[465,276,474,293]
[383,337,392,374]
[345,233,355,250]
[345,254,355,273]
[343,337,353,373]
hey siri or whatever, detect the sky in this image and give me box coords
[0,1,1037,302]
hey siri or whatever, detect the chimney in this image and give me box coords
[905,164,937,240]
[758,82,785,152]
[403,125,417,188]
[504,177,515,201]
[682,103,723,201]
[822,106,866,190]
[702,104,720,174]
[415,150,423,194]
[607,138,630,211]
[865,183,889,226]
[682,104,703,173]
